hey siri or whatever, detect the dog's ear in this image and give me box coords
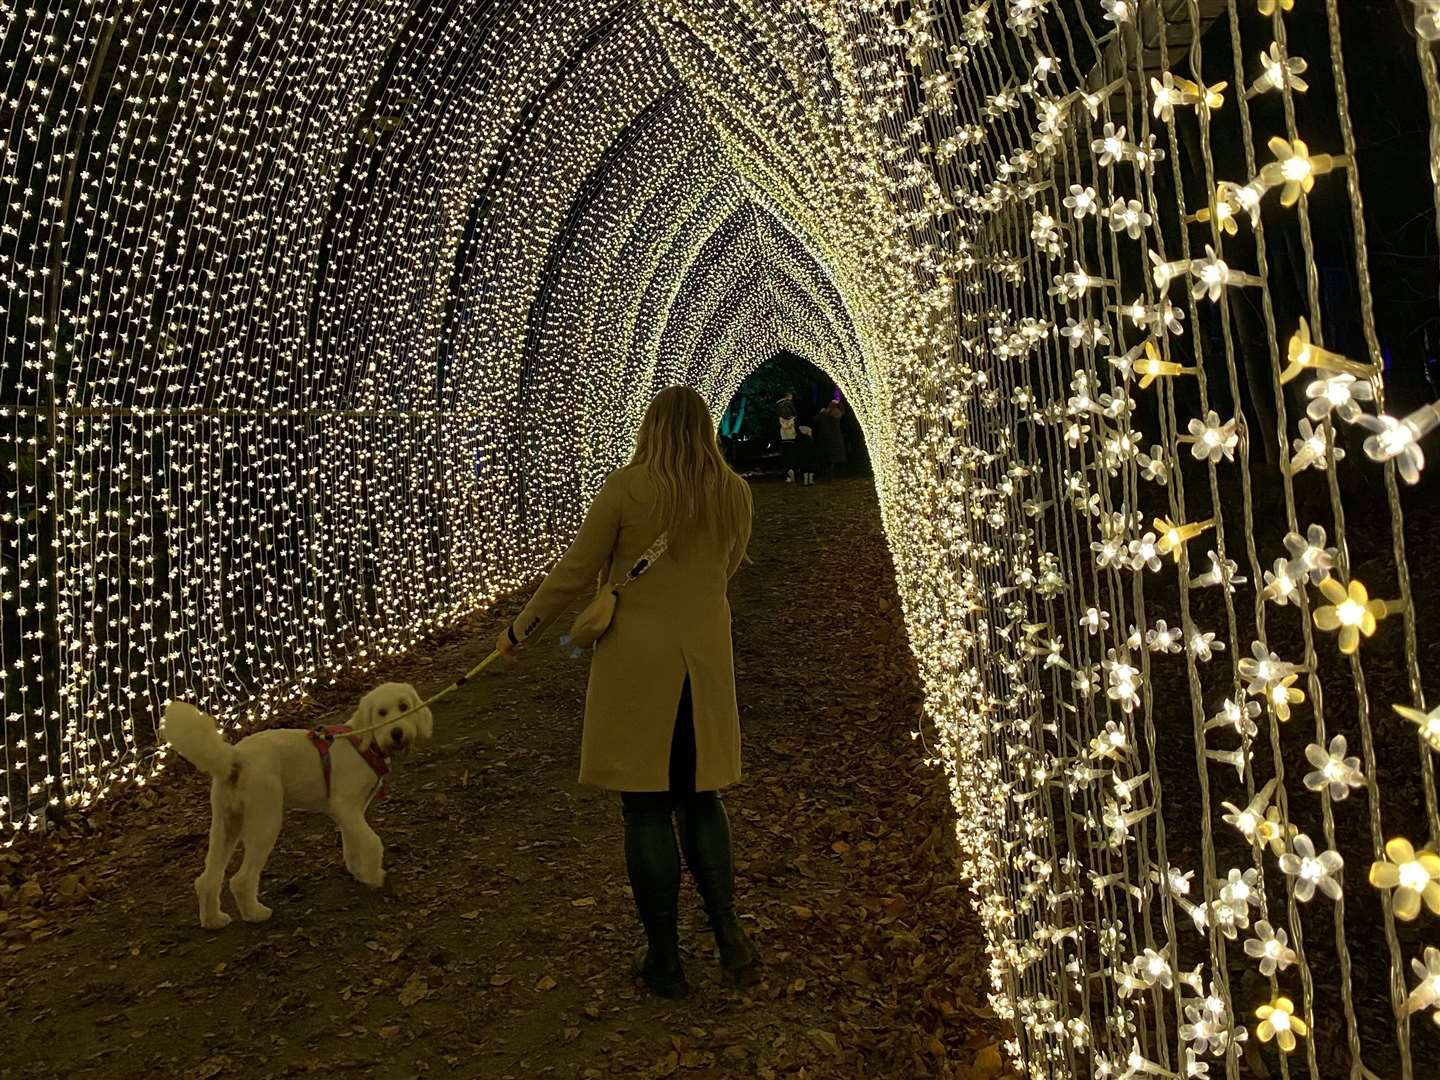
[349,691,378,749]
[414,705,435,747]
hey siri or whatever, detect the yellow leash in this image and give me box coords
[342,649,503,738]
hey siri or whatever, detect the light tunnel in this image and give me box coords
[6,0,1440,1076]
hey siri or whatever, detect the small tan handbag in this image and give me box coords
[566,532,669,649]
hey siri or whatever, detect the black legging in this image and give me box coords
[620,676,735,930]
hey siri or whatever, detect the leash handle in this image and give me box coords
[343,649,502,737]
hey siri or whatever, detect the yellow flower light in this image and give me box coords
[1153,516,1215,562]
[1369,838,1440,920]
[1266,674,1306,722]
[1255,996,1307,1052]
[1279,317,1379,384]
[1133,340,1195,389]
[1257,806,1298,855]
[1312,577,1403,654]
[1260,137,1349,207]
[1257,0,1295,14]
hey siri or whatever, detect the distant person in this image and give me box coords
[496,386,759,999]
[775,391,799,482]
[796,416,816,486]
[811,400,847,482]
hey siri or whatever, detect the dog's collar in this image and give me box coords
[309,724,390,802]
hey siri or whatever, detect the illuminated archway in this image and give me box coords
[5,1,1439,1075]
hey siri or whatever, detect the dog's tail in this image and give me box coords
[161,701,236,777]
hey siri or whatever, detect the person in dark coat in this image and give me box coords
[810,401,847,482]
[796,417,816,486]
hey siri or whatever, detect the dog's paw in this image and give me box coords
[355,869,385,889]
[239,903,273,923]
[200,912,232,931]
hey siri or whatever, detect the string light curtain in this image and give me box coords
[4,0,1439,1076]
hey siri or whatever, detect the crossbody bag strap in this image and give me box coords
[614,531,669,591]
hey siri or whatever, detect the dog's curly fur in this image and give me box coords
[161,683,433,929]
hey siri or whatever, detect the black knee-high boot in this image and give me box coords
[675,793,760,984]
[621,794,688,999]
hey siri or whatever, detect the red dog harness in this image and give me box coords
[308,724,390,802]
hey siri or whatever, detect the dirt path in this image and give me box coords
[0,478,1010,1080]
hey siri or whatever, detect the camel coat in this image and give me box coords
[509,465,751,792]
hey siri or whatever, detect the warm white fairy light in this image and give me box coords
[8,0,1440,1075]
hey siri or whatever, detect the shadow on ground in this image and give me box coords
[0,478,1009,1080]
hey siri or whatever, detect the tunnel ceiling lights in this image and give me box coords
[5,0,1440,1076]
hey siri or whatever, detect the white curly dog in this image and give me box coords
[161,683,433,929]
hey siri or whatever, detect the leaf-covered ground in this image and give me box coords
[0,477,1010,1080]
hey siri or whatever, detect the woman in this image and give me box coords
[495,386,759,998]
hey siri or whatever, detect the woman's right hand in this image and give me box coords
[496,626,519,661]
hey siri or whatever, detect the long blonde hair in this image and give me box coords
[630,385,751,558]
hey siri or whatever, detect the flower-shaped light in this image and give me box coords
[1221,779,1278,842]
[1266,675,1305,722]
[1080,606,1111,635]
[1394,703,1440,753]
[1283,524,1337,583]
[1244,920,1297,976]
[1248,44,1308,98]
[1104,649,1143,713]
[1190,180,1265,235]
[1190,245,1262,301]
[1260,137,1349,207]
[1186,411,1239,463]
[1148,249,1191,290]
[1369,838,1440,920]
[1049,262,1113,300]
[1287,417,1343,474]
[1129,947,1174,991]
[1188,985,1239,1058]
[1115,296,1185,337]
[1414,0,1440,41]
[1279,833,1343,902]
[1093,122,1129,166]
[1209,697,1261,737]
[1258,0,1294,13]
[1138,446,1169,485]
[1133,340,1194,389]
[1279,317,1378,384]
[1064,183,1099,218]
[1128,531,1162,572]
[1357,404,1440,484]
[1190,550,1246,593]
[1262,558,1300,606]
[1061,316,1110,351]
[1152,72,1226,120]
[1312,576,1402,654]
[1108,197,1152,239]
[1146,620,1183,654]
[1258,806,1298,855]
[1030,208,1064,257]
[1408,947,1440,1023]
[1254,996,1307,1053]
[1302,735,1366,800]
[1189,630,1224,662]
[1154,516,1215,562]
[1220,867,1260,925]
[1304,373,1373,423]
[1133,134,1165,170]
[1239,641,1303,696]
